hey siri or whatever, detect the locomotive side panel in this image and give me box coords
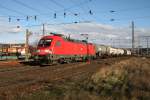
[53,39,95,56]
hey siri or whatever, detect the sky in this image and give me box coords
[0,0,150,48]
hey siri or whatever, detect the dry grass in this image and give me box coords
[84,57,150,100]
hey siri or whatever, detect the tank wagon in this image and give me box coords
[94,44,131,57]
[94,45,107,57]
[124,49,131,55]
[116,48,124,55]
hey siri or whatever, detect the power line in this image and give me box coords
[13,0,43,14]
[1,0,150,21]
[0,0,92,18]
[47,0,92,16]
[70,0,91,20]
[94,5,150,15]
[50,0,65,8]
[32,0,55,13]
[110,15,150,22]
[63,0,92,12]
[0,3,26,15]
[81,0,97,21]
[24,20,92,27]
[49,0,87,20]
[115,6,150,13]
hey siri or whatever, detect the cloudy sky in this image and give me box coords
[0,0,150,48]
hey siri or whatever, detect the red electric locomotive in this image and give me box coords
[32,33,96,64]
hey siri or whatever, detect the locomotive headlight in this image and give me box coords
[44,49,52,53]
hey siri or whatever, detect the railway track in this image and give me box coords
[0,57,130,94]
[0,62,88,88]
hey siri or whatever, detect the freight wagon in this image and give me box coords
[124,49,131,55]
[95,44,131,58]
[94,45,107,57]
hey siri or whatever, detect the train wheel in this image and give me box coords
[58,58,65,64]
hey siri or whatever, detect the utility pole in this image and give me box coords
[146,38,149,55]
[132,21,135,55]
[25,29,29,61]
[137,36,140,56]
[68,34,71,40]
[42,24,45,36]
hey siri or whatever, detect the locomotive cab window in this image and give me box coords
[38,39,52,47]
[55,41,61,47]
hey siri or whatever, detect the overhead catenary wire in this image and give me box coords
[0,0,93,18]
[0,3,26,16]
[0,1,41,22]
[110,15,150,22]
[61,0,92,12]
[13,0,44,15]
[48,0,85,20]
[0,0,92,23]
[0,0,150,19]
[70,0,91,20]
[47,0,93,19]
[84,0,99,21]
[0,0,150,25]
[114,6,150,13]
[0,3,29,22]
[24,20,92,28]
[49,0,64,8]
[32,0,56,14]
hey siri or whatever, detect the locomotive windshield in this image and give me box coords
[38,39,52,47]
